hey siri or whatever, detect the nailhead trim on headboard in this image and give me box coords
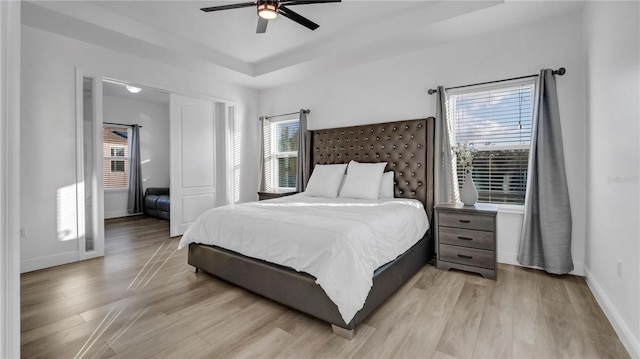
[306,118,435,222]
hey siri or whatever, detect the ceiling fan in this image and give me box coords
[200,0,341,34]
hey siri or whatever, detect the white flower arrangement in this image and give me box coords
[454,143,477,173]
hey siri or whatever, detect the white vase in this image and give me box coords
[460,170,478,206]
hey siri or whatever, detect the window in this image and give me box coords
[103,126,130,189]
[450,79,535,205]
[110,146,125,157]
[264,119,299,190]
[110,159,125,172]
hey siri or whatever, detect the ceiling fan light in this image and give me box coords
[125,85,142,94]
[257,3,277,20]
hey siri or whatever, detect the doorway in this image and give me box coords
[78,74,235,258]
[102,80,171,221]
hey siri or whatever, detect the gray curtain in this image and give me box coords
[518,69,573,274]
[127,125,143,214]
[258,116,267,192]
[296,109,308,192]
[433,86,460,204]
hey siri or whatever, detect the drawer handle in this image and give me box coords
[457,236,473,241]
[457,254,473,259]
[459,219,471,223]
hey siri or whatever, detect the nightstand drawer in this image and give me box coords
[439,227,494,250]
[439,244,495,269]
[438,211,494,231]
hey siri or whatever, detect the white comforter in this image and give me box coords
[178,194,429,323]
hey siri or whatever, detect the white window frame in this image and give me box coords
[110,145,126,158]
[269,118,298,191]
[108,144,127,173]
[449,78,535,209]
[103,125,131,191]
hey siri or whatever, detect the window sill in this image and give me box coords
[105,187,128,193]
[270,187,296,192]
[485,203,525,214]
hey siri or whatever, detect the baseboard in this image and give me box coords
[105,210,140,219]
[584,266,640,359]
[21,251,78,273]
[497,251,584,276]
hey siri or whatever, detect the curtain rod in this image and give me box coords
[427,67,566,95]
[263,109,310,120]
[103,122,142,128]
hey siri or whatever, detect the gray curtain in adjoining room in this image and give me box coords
[433,85,460,205]
[258,116,267,192]
[518,69,573,274]
[296,109,308,192]
[127,125,144,214]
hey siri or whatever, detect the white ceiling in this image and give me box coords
[90,1,423,64]
[22,1,585,89]
[103,80,170,105]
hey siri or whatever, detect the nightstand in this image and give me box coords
[257,190,298,201]
[435,203,498,280]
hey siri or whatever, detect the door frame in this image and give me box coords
[75,69,105,260]
[88,74,236,240]
[0,1,21,357]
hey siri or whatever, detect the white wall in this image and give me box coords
[20,24,258,272]
[258,11,587,274]
[583,2,640,357]
[102,95,170,219]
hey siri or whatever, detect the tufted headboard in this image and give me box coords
[305,117,435,224]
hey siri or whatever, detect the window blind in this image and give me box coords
[264,119,300,189]
[451,81,534,204]
[277,157,297,188]
[457,149,529,204]
[270,120,299,189]
[275,121,299,153]
[451,84,533,147]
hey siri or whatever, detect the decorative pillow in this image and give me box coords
[304,164,348,198]
[379,171,395,199]
[339,161,388,200]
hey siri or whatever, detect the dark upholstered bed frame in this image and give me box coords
[187,117,435,339]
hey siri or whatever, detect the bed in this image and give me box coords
[184,117,435,339]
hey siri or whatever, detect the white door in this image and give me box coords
[170,94,216,237]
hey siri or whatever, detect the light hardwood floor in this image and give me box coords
[21,216,629,358]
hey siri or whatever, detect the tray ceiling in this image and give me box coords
[22,1,584,89]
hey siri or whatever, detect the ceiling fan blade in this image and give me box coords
[278,5,319,30]
[256,17,269,33]
[281,0,340,5]
[200,2,256,12]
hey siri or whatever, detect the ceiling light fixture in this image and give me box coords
[257,1,278,20]
[125,85,142,94]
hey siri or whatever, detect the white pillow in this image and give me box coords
[304,164,348,198]
[339,161,387,200]
[338,174,347,194]
[379,171,395,199]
